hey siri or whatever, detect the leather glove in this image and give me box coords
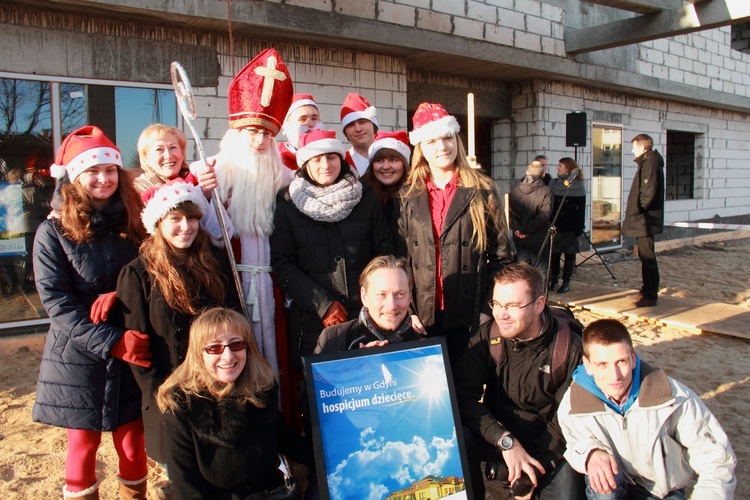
[110,330,152,368]
[322,301,348,328]
[90,291,117,324]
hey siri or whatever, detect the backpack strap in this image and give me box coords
[488,321,504,377]
[550,322,571,389]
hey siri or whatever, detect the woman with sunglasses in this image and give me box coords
[156,308,306,499]
[112,179,241,471]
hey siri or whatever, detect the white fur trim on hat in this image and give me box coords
[369,137,412,163]
[286,98,319,120]
[341,105,379,130]
[296,138,346,168]
[408,115,460,146]
[141,182,208,234]
[65,146,122,181]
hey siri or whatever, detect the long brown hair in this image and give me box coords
[363,148,409,208]
[402,135,504,252]
[59,167,146,245]
[157,308,276,413]
[139,201,226,315]
[558,157,584,181]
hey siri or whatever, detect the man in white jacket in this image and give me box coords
[558,319,736,499]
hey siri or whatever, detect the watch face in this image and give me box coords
[500,435,513,450]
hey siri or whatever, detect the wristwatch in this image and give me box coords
[498,433,515,451]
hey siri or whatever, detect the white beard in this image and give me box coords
[281,120,326,149]
[213,128,283,237]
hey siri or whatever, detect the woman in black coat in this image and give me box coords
[156,308,306,499]
[271,129,394,371]
[32,126,150,498]
[112,179,241,467]
[396,103,512,365]
[548,157,586,293]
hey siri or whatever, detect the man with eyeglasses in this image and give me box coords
[454,262,585,500]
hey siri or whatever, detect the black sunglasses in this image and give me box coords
[203,340,247,355]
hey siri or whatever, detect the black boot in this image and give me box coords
[548,276,559,291]
[557,281,570,293]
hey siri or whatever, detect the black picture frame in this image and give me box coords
[303,337,473,499]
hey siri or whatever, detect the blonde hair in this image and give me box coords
[402,135,504,252]
[527,161,544,177]
[136,124,188,173]
[139,201,226,315]
[157,308,276,413]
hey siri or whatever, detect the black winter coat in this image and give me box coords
[162,386,304,499]
[32,214,141,431]
[112,244,241,463]
[510,176,553,249]
[314,317,421,354]
[395,185,512,331]
[271,181,395,370]
[622,149,665,237]
[453,307,583,465]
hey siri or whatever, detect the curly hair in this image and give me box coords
[139,201,226,315]
[156,308,276,413]
[59,167,146,245]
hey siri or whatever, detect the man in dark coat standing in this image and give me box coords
[510,160,552,271]
[622,134,664,308]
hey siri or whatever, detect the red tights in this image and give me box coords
[65,418,147,492]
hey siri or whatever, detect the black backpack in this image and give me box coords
[488,305,582,389]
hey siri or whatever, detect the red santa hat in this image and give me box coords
[50,126,122,181]
[296,129,346,168]
[368,131,412,163]
[140,178,208,234]
[285,93,319,121]
[340,93,378,130]
[408,102,460,146]
[228,48,293,135]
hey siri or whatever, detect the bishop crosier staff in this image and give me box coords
[467,92,482,170]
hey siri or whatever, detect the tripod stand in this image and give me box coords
[577,230,616,279]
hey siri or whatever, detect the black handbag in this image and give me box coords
[264,454,300,500]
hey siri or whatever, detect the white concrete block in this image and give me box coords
[497,7,525,30]
[664,53,679,68]
[397,0,430,7]
[637,60,654,77]
[525,15,551,37]
[468,1,498,24]
[541,3,563,23]
[515,31,541,52]
[379,2,416,27]
[285,0,332,11]
[514,0,541,17]
[454,17,485,40]
[486,24,514,46]
[416,9,451,32]
[336,0,376,18]
[433,0,464,15]
[668,68,684,83]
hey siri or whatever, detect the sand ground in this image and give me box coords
[1,238,748,499]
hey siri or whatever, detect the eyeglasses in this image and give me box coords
[203,340,247,355]
[488,298,539,312]
[244,128,273,139]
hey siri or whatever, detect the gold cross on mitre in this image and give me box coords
[254,56,287,107]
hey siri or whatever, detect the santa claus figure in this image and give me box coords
[192,48,293,375]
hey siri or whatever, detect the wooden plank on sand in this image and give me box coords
[552,285,750,340]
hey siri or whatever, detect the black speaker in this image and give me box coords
[566,112,587,147]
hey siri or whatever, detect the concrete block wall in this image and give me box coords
[637,28,750,98]
[297,0,566,56]
[514,80,750,223]
[189,39,408,159]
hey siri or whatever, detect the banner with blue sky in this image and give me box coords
[306,339,470,500]
[0,181,25,256]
